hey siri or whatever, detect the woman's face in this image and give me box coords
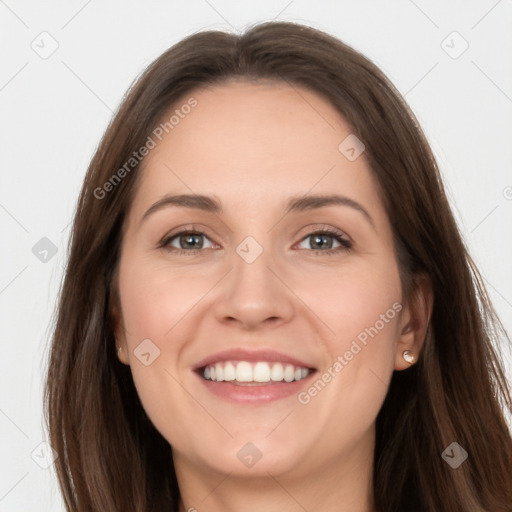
[114,80,413,479]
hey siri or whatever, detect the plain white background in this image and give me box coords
[1,1,511,510]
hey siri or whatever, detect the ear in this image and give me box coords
[110,296,130,366]
[394,274,433,370]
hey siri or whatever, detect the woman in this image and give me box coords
[44,21,512,512]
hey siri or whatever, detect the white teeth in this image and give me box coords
[202,361,311,383]
[284,364,295,382]
[253,362,270,382]
[271,362,284,381]
[223,362,236,381]
[235,361,253,382]
[215,363,224,382]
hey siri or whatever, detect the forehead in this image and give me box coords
[128,80,382,222]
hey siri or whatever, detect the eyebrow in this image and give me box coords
[140,193,376,230]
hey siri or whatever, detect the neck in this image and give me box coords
[174,428,375,512]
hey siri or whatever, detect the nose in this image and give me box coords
[212,243,295,331]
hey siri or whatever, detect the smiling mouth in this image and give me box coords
[195,360,317,385]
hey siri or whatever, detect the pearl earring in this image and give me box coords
[403,350,415,364]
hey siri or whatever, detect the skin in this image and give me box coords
[113,80,432,512]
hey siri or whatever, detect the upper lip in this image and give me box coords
[192,348,317,371]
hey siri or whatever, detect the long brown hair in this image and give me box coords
[44,21,512,511]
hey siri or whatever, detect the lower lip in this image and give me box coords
[194,371,316,403]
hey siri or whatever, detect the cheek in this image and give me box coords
[118,256,211,343]
[295,254,402,354]
[295,258,402,434]
[116,255,224,433]
[116,261,197,442]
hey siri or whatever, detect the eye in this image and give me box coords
[160,230,216,253]
[296,229,352,255]
[158,226,352,256]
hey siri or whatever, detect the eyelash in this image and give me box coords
[158,225,353,256]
